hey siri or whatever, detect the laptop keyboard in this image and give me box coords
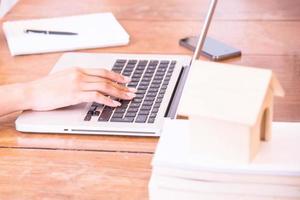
[84,59,176,123]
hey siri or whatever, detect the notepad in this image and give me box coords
[3,13,130,56]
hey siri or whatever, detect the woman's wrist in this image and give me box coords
[0,82,34,116]
[13,82,34,111]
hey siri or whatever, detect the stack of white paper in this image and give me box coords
[149,119,300,200]
[3,12,129,56]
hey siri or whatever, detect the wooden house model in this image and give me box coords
[177,60,284,163]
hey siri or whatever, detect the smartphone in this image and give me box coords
[179,36,241,61]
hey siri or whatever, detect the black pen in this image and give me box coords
[24,29,78,35]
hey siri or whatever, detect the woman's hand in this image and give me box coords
[25,67,136,111]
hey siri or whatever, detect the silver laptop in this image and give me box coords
[15,0,218,136]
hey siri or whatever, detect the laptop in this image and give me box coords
[15,0,218,136]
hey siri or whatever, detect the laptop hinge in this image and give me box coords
[165,65,190,119]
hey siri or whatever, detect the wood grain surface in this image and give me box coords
[0,0,299,199]
[0,148,152,200]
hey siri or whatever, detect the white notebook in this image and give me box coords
[3,13,130,56]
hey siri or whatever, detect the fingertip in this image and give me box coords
[122,76,131,83]
[112,100,121,107]
[126,92,136,99]
[128,87,137,93]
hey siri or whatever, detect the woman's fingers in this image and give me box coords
[81,92,121,107]
[80,81,136,100]
[81,75,136,93]
[80,68,130,83]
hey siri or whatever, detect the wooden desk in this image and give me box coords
[0,0,299,199]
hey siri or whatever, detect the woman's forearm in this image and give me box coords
[0,83,31,117]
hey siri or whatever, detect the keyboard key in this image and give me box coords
[84,114,92,121]
[93,111,100,116]
[89,105,97,111]
[138,60,148,65]
[87,110,94,115]
[115,108,127,113]
[164,76,171,81]
[156,98,163,103]
[154,76,164,80]
[123,71,131,76]
[98,107,113,121]
[130,103,141,107]
[139,110,150,115]
[168,66,174,71]
[119,104,129,110]
[148,65,156,70]
[136,89,147,94]
[149,88,159,93]
[113,63,125,68]
[150,113,157,118]
[161,85,167,89]
[149,60,159,65]
[151,107,159,113]
[111,117,134,123]
[153,102,161,108]
[160,60,169,64]
[157,70,167,75]
[148,118,155,123]
[127,82,138,88]
[125,64,135,69]
[166,72,173,76]
[131,77,140,82]
[127,107,139,112]
[150,84,160,88]
[143,101,153,106]
[146,69,155,74]
[120,100,130,106]
[133,75,142,81]
[141,105,151,110]
[133,98,143,103]
[135,115,148,123]
[152,80,162,84]
[140,82,150,86]
[145,97,155,101]
[128,60,137,65]
[159,88,166,93]
[92,102,102,107]
[116,59,127,64]
[112,66,123,71]
[112,64,124,70]
[138,85,148,90]
[135,69,144,74]
[146,92,157,97]
[112,113,124,119]
[125,112,137,117]
[162,81,169,86]
[135,94,145,99]
[157,94,164,99]
[136,65,145,70]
